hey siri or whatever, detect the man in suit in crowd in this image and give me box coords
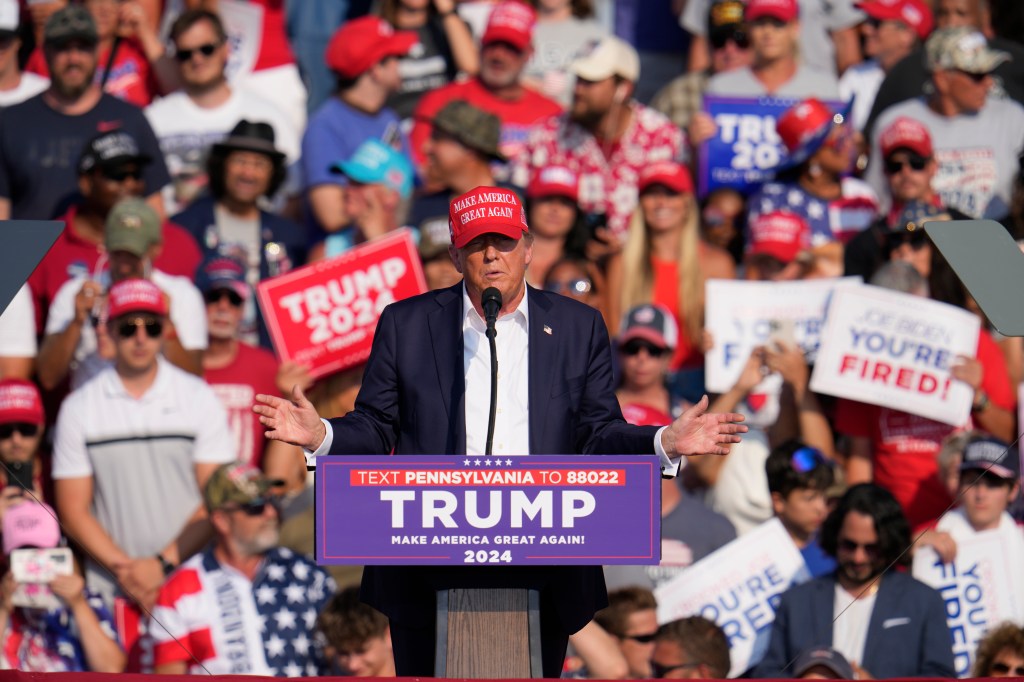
[254,185,747,677]
[755,483,955,679]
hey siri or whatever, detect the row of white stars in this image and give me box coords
[463,458,515,467]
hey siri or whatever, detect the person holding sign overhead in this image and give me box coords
[254,185,748,677]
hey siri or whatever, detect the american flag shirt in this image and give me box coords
[149,546,336,677]
[748,178,879,246]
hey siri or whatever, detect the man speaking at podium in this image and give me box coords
[254,186,747,677]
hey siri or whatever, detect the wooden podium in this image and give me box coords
[435,588,542,678]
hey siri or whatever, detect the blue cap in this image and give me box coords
[196,255,249,300]
[330,140,414,199]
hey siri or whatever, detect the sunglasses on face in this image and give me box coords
[886,229,929,250]
[990,662,1024,676]
[102,167,143,182]
[620,340,670,358]
[0,423,40,440]
[651,661,701,678]
[624,631,658,644]
[883,155,929,174]
[838,538,879,556]
[955,68,992,83]
[225,497,274,516]
[710,30,750,50]
[790,446,830,473]
[175,42,220,62]
[544,279,592,296]
[116,317,163,339]
[204,289,244,307]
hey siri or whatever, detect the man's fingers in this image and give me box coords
[255,393,286,409]
[717,423,748,435]
[679,394,709,421]
[291,383,312,407]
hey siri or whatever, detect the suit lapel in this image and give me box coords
[861,574,892,667]
[428,284,466,454]
[816,578,836,642]
[528,287,555,454]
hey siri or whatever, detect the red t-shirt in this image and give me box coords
[30,205,202,326]
[250,0,295,72]
[26,39,159,107]
[650,256,701,372]
[835,330,1015,528]
[204,343,280,468]
[410,77,562,169]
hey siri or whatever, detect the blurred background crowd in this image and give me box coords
[0,0,1022,677]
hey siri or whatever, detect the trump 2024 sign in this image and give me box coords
[315,455,662,566]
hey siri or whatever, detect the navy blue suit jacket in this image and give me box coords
[754,572,955,678]
[326,283,661,630]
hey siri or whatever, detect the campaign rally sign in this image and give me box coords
[704,277,861,393]
[316,455,661,566]
[913,532,1024,677]
[698,96,842,196]
[654,519,810,676]
[257,230,427,379]
[809,285,980,425]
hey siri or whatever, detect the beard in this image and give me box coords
[53,66,95,100]
[235,524,280,556]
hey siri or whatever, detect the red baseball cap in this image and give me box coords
[879,116,933,158]
[325,16,418,79]
[746,211,810,263]
[107,278,168,320]
[746,0,798,22]
[638,161,694,195]
[527,166,579,201]
[482,1,535,51]
[0,380,43,425]
[449,186,529,249]
[856,0,933,40]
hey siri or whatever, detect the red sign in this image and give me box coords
[257,230,428,379]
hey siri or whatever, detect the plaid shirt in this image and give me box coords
[650,71,710,130]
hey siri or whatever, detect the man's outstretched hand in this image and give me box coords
[661,395,747,458]
[254,385,326,452]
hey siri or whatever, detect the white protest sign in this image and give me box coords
[704,277,861,393]
[809,285,979,425]
[913,531,1024,677]
[654,518,810,677]
[219,0,263,82]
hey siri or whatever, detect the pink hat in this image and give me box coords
[325,16,418,79]
[107,279,167,319]
[0,380,43,425]
[482,1,535,51]
[856,0,933,40]
[746,0,798,22]
[527,166,579,201]
[638,161,694,195]
[3,502,60,554]
[879,116,933,158]
[747,211,811,263]
[449,186,529,249]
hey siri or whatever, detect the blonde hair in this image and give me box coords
[619,195,704,344]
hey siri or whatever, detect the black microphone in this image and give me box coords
[480,287,502,456]
[481,287,502,339]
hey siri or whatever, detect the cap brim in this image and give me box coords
[207,280,250,301]
[330,160,375,183]
[618,328,671,350]
[964,51,1011,74]
[452,224,525,249]
[775,99,854,172]
[99,153,153,169]
[570,58,615,82]
[960,462,1017,479]
[382,32,419,59]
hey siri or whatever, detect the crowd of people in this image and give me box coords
[0,0,1021,677]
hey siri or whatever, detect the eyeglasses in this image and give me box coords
[175,42,220,62]
[204,289,244,307]
[710,30,750,50]
[0,423,40,440]
[651,661,702,678]
[886,229,929,250]
[102,167,143,182]
[621,340,670,358]
[990,662,1024,676]
[883,156,929,174]
[790,446,830,473]
[624,631,658,644]
[224,497,274,516]
[838,538,879,556]
[954,68,992,83]
[116,317,163,339]
[544,279,592,296]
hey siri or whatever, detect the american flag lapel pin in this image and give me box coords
[543,325,552,335]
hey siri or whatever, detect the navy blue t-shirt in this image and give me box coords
[0,93,170,219]
[801,535,838,578]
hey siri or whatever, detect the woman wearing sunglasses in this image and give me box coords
[613,162,735,386]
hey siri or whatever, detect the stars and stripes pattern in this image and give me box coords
[749,179,880,246]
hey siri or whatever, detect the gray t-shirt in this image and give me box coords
[682,0,863,76]
[867,97,1024,219]
[705,63,840,99]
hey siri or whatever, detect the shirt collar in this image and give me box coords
[461,282,530,332]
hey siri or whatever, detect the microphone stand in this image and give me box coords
[482,288,502,456]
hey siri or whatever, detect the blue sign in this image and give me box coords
[316,455,662,566]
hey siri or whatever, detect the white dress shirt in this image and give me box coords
[308,285,678,474]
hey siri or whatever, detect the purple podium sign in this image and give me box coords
[316,455,662,566]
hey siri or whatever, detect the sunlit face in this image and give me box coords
[618,339,671,392]
[205,288,244,340]
[542,261,598,308]
[749,16,798,62]
[941,68,993,114]
[987,648,1024,678]
[650,637,703,679]
[958,469,1017,532]
[710,31,752,73]
[45,39,98,99]
[889,238,931,278]
[449,232,532,313]
[860,17,913,62]
[334,632,394,677]
[935,0,980,29]
[82,163,145,212]
[884,150,936,203]
[835,510,883,589]
[219,499,280,555]
[640,186,689,233]
[570,76,618,126]
[619,608,658,678]
[812,124,855,176]
[480,40,529,89]
[529,195,577,239]
[773,488,829,540]
[0,422,42,464]
[423,130,473,185]
[85,0,118,39]
[223,151,274,205]
[174,19,228,90]
[110,313,164,373]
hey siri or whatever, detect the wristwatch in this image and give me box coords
[155,553,176,576]
[971,390,990,414]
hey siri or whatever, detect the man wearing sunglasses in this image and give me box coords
[756,484,954,679]
[593,586,659,678]
[39,197,208,391]
[52,278,234,618]
[150,462,334,675]
[650,616,730,679]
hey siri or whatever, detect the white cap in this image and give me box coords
[0,0,17,34]
[570,36,640,82]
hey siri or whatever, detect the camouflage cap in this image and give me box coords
[105,197,161,257]
[925,27,1010,74]
[431,101,505,162]
[44,5,98,47]
[204,462,283,512]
